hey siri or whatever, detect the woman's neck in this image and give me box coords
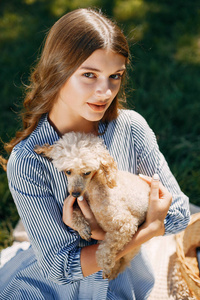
[48,108,98,136]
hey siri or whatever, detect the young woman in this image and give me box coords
[0,8,190,300]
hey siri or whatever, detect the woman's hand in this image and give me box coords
[115,173,172,261]
[62,195,105,240]
[139,174,172,236]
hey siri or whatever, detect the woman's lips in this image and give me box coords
[87,102,107,112]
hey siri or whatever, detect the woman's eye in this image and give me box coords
[110,73,122,80]
[66,170,71,175]
[83,73,95,78]
[84,171,91,176]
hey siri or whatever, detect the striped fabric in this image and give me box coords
[0,110,190,299]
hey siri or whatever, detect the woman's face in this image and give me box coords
[52,49,126,128]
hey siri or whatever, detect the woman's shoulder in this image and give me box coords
[12,115,58,155]
[7,141,42,180]
[114,109,157,149]
[116,109,150,133]
[7,115,58,176]
[117,109,147,125]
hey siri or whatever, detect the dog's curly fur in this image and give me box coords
[35,132,150,279]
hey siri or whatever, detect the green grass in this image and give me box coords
[0,0,200,249]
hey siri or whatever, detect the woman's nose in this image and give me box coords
[95,79,112,99]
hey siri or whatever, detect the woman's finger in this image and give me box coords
[139,173,168,198]
[77,197,95,220]
[62,195,76,225]
[150,174,160,201]
[77,197,106,239]
[63,195,76,210]
[139,173,160,200]
[139,173,152,184]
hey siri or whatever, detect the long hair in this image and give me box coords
[0,8,129,170]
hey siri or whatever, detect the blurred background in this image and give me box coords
[0,0,200,249]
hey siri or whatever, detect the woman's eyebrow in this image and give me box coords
[80,67,101,72]
[80,66,126,72]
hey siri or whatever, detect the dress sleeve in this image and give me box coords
[131,112,190,235]
[7,148,84,285]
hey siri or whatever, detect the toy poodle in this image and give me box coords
[35,132,150,279]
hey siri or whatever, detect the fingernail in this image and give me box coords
[139,174,146,178]
[78,196,84,201]
[153,173,159,181]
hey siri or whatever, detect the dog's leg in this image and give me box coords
[72,207,91,241]
[107,258,122,280]
[96,215,140,279]
[108,247,140,280]
[96,231,127,279]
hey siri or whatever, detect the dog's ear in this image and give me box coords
[99,153,117,188]
[34,144,54,159]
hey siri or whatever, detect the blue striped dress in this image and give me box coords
[0,109,190,299]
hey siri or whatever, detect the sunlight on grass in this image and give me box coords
[175,35,200,65]
[0,11,24,41]
[70,0,98,9]
[114,0,161,20]
[126,22,149,42]
[49,0,98,17]
[114,0,160,41]
[0,222,14,250]
[23,0,37,4]
[114,0,148,20]
[0,173,19,249]
[114,0,148,41]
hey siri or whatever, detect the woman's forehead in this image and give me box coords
[79,49,126,73]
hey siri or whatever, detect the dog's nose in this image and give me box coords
[72,192,81,198]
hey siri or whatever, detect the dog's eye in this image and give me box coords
[83,171,91,176]
[66,170,71,175]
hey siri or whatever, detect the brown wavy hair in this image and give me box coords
[0,8,129,171]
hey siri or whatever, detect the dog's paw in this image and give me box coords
[102,264,123,280]
[102,270,111,279]
[102,269,117,280]
[79,227,91,241]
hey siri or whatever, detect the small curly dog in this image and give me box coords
[35,132,149,279]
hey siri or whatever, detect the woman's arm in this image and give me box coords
[63,174,172,277]
[130,111,190,234]
[7,150,84,284]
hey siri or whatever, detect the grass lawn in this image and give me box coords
[0,0,200,249]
